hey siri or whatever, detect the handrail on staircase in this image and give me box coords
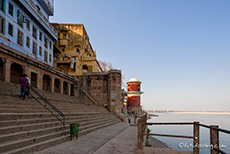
[29,85,66,136]
[80,88,97,105]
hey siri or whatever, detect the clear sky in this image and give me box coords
[50,0,230,111]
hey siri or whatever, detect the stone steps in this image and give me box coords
[0,80,121,153]
[0,115,115,144]
[0,114,112,127]
[3,120,119,154]
[0,117,119,153]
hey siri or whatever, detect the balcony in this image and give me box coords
[59,39,68,47]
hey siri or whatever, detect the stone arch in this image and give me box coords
[63,81,68,95]
[43,74,51,91]
[0,58,3,80]
[71,84,74,96]
[54,78,60,93]
[10,63,23,84]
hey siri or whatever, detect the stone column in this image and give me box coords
[23,65,31,85]
[38,73,43,90]
[3,59,12,82]
[60,80,63,94]
[27,71,31,84]
[67,83,71,96]
[22,65,28,75]
[51,76,55,93]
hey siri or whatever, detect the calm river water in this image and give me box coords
[148,112,230,154]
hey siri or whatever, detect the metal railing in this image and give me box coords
[138,115,229,154]
[29,85,66,135]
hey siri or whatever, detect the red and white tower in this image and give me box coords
[126,77,143,114]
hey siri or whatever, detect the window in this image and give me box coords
[32,41,37,55]
[44,36,48,48]
[32,26,37,39]
[0,16,5,34]
[39,32,42,41]
[8,2,13,16]
[49,54,52,63]
[0,0,5,12]
[8,23,13,36]
[50,41,52,49]
[63,34,66,39]
[26,19,30,31]
[17,10,23,28]
[36,5,40,11]
[44,50,47,62]
[88,66,93,72]
[17,30,23,46]
[39,47,42,56]
[26,37,30,48]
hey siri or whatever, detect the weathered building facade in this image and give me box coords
[0,0,125,115]
[0,0,57,66]
[0,0,79,96]
[51,23,102,75]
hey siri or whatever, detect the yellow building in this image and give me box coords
[51,23,102,75]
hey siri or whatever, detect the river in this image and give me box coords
[147,112,230,154]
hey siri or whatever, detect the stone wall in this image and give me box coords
[77,70,122,114]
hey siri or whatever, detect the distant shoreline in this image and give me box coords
[169,111,230,115]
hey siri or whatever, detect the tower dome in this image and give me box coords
[127,77,141,84]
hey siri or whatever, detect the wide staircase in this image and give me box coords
[0,81,121,154]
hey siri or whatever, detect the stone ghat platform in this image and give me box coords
[36,119,193,154]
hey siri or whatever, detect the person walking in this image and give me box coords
[128,115,131,123]
[20,74,28,99]
[26,75,30,96]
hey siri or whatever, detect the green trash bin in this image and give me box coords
[70,123,80,140]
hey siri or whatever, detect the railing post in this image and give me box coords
[210,125,219,154]
[138,119,143,150]
[193,121,199,154]
[63,116,65,136]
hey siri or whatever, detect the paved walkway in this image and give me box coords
[36,121,134,154]
[93,126,137,154]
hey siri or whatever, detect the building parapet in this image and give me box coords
[39,0,54,15]
[82,69,121,76]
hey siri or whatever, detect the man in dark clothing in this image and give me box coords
[20,74,28,99]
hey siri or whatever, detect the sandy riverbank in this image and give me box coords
[148,136,172,149]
